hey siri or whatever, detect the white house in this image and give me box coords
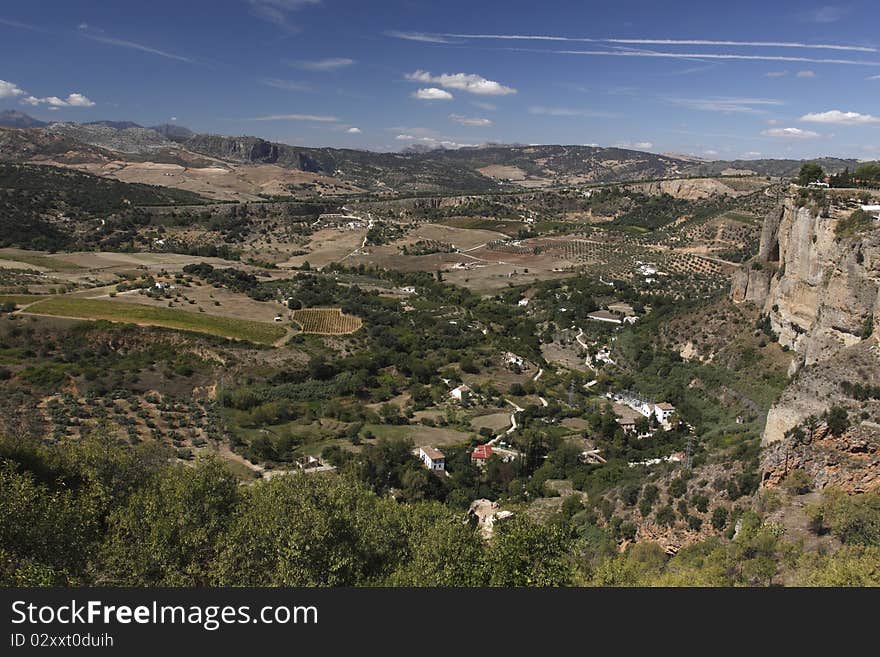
[400,286,417,295]
[653,402,676,429]
[419,446,446,471]
[504,352,526,369]
[517,298,530,307]
[861,205,880,219]
[450,384,471,405]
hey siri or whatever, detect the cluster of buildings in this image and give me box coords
[587,301,639,326]
[608,390,677,431]
[417,443,498,473]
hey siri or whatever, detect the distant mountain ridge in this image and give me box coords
[0,110,48,129]
[0,110,876,194]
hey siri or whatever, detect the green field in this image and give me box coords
[0,294,50,306]
[23,297,287,345]
[0,251,83,270]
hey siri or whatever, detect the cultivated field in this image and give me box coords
[291,307,362,334]
[0,249,83,271]
[23,297,287,345]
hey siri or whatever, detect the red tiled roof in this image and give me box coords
[472,445,493,459]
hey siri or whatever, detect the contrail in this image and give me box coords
[437,33,878,53]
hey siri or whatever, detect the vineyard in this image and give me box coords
[291,307,363,334]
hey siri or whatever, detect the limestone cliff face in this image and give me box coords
[733,196,880,444]
[761,198,878,371]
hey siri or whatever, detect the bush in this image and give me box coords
[825,406,849,437]
[783,469,811,495]
[711,506,728,531]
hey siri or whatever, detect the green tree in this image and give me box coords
[798,162,825,186]
[100,459,238,585]
[212,474,407,586]
[488,517,571,586]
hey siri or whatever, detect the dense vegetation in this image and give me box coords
[3,433,878,587]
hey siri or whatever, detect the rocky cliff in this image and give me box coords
[732,194,880,444]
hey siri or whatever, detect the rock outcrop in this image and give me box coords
[761,421,880,493]
[733,194,880,445]
[45,122,175,154]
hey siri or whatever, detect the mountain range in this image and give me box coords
[0,109,871,197]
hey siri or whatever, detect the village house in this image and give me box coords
[419,446,446,472]
[607,302,635,316]
[471,444,493,464]
[653,402,676,429]
[450,384,471,405]
[503,352,526,370]
[617,418,637,433]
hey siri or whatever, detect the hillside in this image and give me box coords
[0,162,208,250]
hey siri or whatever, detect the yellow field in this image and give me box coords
[23,297,287,345]
[291,307,362,335]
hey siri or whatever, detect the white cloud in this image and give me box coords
[796,69,816,78]
[395,134,477,150]
[869,75,880,80]
[666,97,783,113]
[248,0,321,32]
[765,71,788,77]
[346,127,361,134]
[472,101,497,111]
[22,92,95,108]
[262,78,313,91]
[745,151,763,157]
[761,127,820,138]
[411,87,453,100]
[799,6,850,23]
[405,70,516,95]
[449,114,492,127]
[80,32,193,63]
[615,141,654,150]
[529,106,616,117]
[799,109,880,125]
[384,31,454,44]
[0,79,25,99]
[704,149,719,156]
[246,113,338,122]
[290,57,355,71]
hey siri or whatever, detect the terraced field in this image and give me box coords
[22,297,287,345]
[291,307,363,334]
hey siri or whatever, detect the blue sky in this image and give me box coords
[1,1,879,159]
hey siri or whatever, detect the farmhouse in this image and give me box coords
[504,351,526,370]
[517,298,530,307]
[587,310,622,325]
[607,302,635,316]
[471,444,493,463]
[617,418,637,433]
[419,446,446,472]
[450,384,472,405]
[653,402,676,429]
